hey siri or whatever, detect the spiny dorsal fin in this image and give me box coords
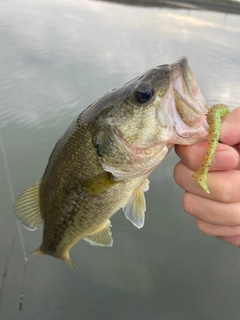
[84,220,113,246]
[123,178,149,229]
[13,180,43,230]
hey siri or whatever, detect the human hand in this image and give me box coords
[174,106,240,247]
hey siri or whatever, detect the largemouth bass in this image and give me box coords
[14,57,227,267]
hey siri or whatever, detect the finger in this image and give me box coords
[195,219,240,237]
[237,143,240,153]
[220,106,240,145]
[217,235,240,248]
[182,192,240,226]
[174,143,239,172]
[174,162,240,203]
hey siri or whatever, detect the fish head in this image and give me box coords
[111,56,209,145]
[91,57,209,178]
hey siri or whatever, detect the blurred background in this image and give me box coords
[0,0,240,319]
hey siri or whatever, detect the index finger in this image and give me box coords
[220,106,240,145]
[174,142,239,172]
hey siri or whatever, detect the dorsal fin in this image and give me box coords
[123,179,149,229]
[84,220,113,246]
[13,180,43,230]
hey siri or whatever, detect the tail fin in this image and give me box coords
[61,251,76,268]
[31,247,76,268]
[31,247,44,255]
[62,257,76,269]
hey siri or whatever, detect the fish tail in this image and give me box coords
[59,251,76,268]
[31,247,43,255]
[31,247,76,268]
[62,256,76,269]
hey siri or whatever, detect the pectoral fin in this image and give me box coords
[84,220,113,246]
[13,180,43,230]
[82,172,117,195]
[123,179,149,229]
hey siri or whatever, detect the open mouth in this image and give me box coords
[169,57,209,128]
[156,57,209,142]
[171,56,199,99]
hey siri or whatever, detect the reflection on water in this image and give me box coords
[1,0,240,130]
[0,1,240,319]
[99,0,240,14]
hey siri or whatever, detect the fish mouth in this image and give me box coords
[161,57,209,141]
[172,56,199,100]
[171,57,208,125]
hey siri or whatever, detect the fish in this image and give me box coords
[13,56,225,267]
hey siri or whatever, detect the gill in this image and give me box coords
[0,131,28,311]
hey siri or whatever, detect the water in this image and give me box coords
[0,0,240,319]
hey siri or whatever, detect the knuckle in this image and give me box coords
[195,219,202,229]
[195,219,211,235]
[182,192,196,215]
[233,208,240,226]
[215,172,240,203]
[218,182,230,203]
[173,162,184,186]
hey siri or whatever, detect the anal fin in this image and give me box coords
[122,178,149,229]
[84,220,113,246]
[13,180,43,230]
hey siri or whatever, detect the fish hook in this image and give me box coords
[173,124,197,138]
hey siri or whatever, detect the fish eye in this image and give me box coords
[133,84,154,105]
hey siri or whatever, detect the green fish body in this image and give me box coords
[14,57,224,266]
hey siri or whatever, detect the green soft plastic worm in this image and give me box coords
[192,104,230,193]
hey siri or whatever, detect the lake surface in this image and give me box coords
[0,0,240,319]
